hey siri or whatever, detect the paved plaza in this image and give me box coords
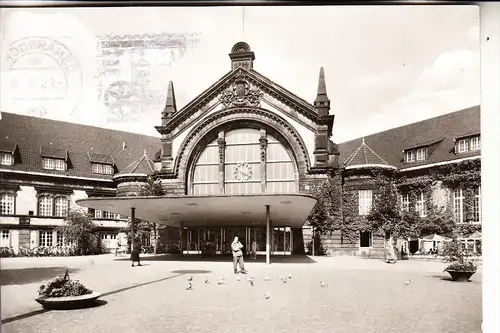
[1,254,482,333]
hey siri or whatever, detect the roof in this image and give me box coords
[338,106,480,170]
[0,112,160,180]
[115,150,155,177]
[343,138,393,169]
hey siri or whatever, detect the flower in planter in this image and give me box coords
[442,240,478,273]
[37,270,93,298]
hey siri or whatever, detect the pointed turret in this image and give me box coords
[162,81,177,125]
[312,67,332,169]
[314,67,330,117]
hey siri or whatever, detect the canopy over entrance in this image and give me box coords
[76,193,317,229]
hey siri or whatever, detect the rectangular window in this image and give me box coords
[360,231,372,248]
[470,136,480,151]
[358,190,373,215]
[457,139,468,153]
[0,193,15,215]
[42,158,55,170]
[0,230,10,247]
[54,159,66,171]
[38,196,53,216]
[39,231,53,247]
[54,197,68,217]
[94,209,103,219]
[473,186,481,223]
[1,153,13,166]
[56,231,64,246]
[416,148,426,161]
[401,194,410,212]
[103,211,117,219]
[453,188,464,223]
[92,163,113,175]
[404,150,415,163]
[415,191,427,217]
[43,158,66,170]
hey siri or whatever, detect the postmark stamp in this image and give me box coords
[96,32,200,122]
[3,36,84,117]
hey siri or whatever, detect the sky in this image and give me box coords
[0,5,480,143]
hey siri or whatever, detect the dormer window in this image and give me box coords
[43,158,66,171]
[92,163,114,175]
[1,153,13,166]
[88,152,114,175]
[456,135,480,153]
[40,146,68,171]
[404,147,427,163]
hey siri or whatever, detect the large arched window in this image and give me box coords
[191,128,297,195]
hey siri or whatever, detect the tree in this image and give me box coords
[366,178,416,241]
[307,171,360,246]
[55,209,106,255]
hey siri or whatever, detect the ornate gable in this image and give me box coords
[155,42,335,175]
[156,67,320,139]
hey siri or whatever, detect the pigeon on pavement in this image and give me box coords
[404,280,411,286]
[320,281,328,288]
[188,276,193,282]
[186,282,193,290]
[205,276,210,283]
[265,293,270,299]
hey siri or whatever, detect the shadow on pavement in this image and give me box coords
[114,254,316,264]
[427,273,480,284]
[0,267,80,286]
[2,274,185,324]
[171,270,212,274]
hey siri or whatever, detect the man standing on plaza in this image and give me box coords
[231,236,247,274]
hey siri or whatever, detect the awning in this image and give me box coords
[76,193,317,228]
[420,234,452,242]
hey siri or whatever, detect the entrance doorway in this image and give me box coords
[181,225,292,256]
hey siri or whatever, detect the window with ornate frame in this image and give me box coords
[190,128,297,195]
[37,194,69,217]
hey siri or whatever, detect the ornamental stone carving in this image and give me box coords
[217,138,226,163]
[219,80,263,107]
[233,162,253,182]
[259,136,268,162]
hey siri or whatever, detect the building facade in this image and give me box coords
[0,42,481,257]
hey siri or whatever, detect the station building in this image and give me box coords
[0,42,481,259]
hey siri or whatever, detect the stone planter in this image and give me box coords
[445,270,476,282]
[35,292,101,310]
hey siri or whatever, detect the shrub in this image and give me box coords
[442,240,477,272]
